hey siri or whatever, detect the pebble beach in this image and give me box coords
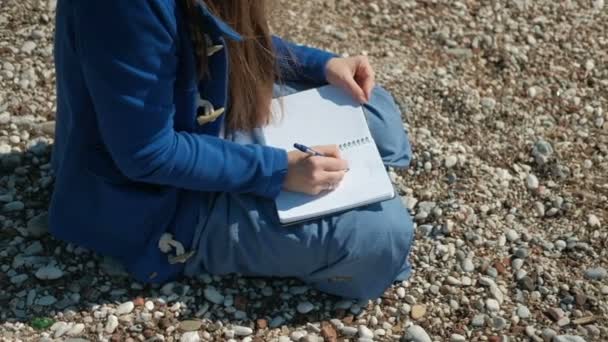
[1,0,607,341]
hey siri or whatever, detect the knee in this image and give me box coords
[338,199,414,263]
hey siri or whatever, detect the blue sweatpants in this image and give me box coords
[183,83,415,300]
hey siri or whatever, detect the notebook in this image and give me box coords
[261,85,395,225]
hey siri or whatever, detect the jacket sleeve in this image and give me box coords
[272,35,339,83]
[74,0,287,199]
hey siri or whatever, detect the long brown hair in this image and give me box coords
[180,0,278,132]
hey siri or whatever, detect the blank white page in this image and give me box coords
[262,85,395,225]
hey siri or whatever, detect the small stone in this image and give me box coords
[25,241,44,255]
[547,308,565,322]
[584,267,607,280]
[553,336,587,342]
[490,285,504,305]
[180,331,201,342]
[358,325,373,339]
[518,276,535,291]
[481,97,497,110]
[517,306,531,319]
[27,213,49,237]
[256,319,268,330]
[21,41,37,54]
[532,140,553,165]
[35,265,64,280]
[587,214,601,228]
[462,259,475,272]
[445,155,458,169]
[486,299,500,312]
[67,323,85,336]
[506,229,520,242]
[472,314,485,327]
[515,248,529,259]
[411,305,427,319]
[542,328,557,341]
[527,174,540,190]
[321,322,337,342]
[396,287,406,298]
[179,320,203,332]
[37,295,57,306]
[105,315,119,334]
[450,334,466,342]
[269,316,285,329]
[404,325,431,342]
[204,287,224,304]
[116,301,135,315]
[492,317,507,330]
[133,297,145,307]
[3,201,25,212]
[341,326,358,336]
[557,317,571,327]
[297,301,315,314]
[233,326,253,336]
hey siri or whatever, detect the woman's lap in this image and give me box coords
[183,82,415,300]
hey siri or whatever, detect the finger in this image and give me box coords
[313,145,342,159]
[355,58,376,101]
[313,170,347,187]
[314,155,349,172]
[341,75,367,104]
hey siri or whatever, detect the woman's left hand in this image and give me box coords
[325,56,376,104]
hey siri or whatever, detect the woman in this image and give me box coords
[50,0,414,300]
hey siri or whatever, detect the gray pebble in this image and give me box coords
[532,140,553,165]
[462,259,475,272]
[297,301,315,314]
[35,265,64,280]
[515,248,529,259]
[584,267,607,280]
[204,287,224,304]
[472,314,485,327]
[493,316,507,330]
[3,201,25,212]
[517,306,531,319]
[37,295,57,306]
[553,336,587,342]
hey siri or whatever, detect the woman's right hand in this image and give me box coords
[283,145,349,195]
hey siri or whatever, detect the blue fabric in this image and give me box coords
[184,84,415,300]
[49,0,338,284]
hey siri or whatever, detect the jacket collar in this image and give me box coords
[196,2,243,42]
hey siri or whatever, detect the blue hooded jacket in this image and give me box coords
[50,0,336,283]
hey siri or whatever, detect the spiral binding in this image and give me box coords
[338,136,372,151]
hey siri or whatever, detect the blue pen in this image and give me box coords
[293,143,326,156]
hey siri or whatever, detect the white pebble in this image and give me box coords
[358,325,374,339]
[181,331,201,342]
[233,326,253,336]
[404,325,432,342]
[104,315,118,334]
[116,301,134,315]
[588,214,601,228]
[526,174,539,190]
[486,299,500,312]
